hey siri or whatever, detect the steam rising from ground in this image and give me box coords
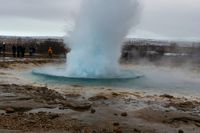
[64,0,140,78]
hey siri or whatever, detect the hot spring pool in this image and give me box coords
[24,65,200,97]
[30,67,143,87]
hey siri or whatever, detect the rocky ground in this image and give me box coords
[0,58,199,133]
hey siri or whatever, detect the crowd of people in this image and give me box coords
[0,42,59,58]
[0,42,36,58]
[11,45,36,58]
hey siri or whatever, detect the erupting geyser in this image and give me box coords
[33,0,141,79]
[65,0,140,78]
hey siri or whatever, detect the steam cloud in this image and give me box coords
[64,0,140,78]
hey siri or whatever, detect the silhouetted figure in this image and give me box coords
[12,45,17,57]
[29,46,36,57]
[123,51,129,60]
[21,46,25,58]
[29,46,33,57]
[2,43,6,57]
[32,47,36,56]
[0,43,2,55]
[17,45,21,58]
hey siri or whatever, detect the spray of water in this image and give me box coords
[64,0,140,78]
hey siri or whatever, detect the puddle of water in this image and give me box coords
[0,93,16,97]
[28,107,74,114]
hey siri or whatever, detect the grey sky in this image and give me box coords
[0,0,80,36]
[134,0,200,40]
[0,0,200,40]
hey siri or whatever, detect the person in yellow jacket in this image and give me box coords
[48,47,53,58]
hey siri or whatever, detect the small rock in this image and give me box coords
[64,101,91,111]
[113,126,122,133]
[102,129,107,132]
[113,122,122,133]
[178,129,184,133]
[112,92,120,97]
[71,84,83,87]
[88,95,108,101]
[170,101,196,111]
[134,128,141,133]
[5,108,15,114]
[65,93,81,97]
[121,112,127,117]
[160,94,174,99]
[59,106,65,110]
[114,113,118,116]
[91,108,96,114]
[92,130,96,133]
[113,122,120,126]
[25,119,37,124]
[195,122,200,127]
[48,114,59,119]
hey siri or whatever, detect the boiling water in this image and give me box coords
[63,0,140,78]
[39,0,140,78]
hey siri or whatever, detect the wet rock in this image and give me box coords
[25,119,37,124]
[112,92,120,97]
[48,114,59,119]
[178,129,184,133]
[17,97,32,100]
[160,94,174,99]
[88,95,108,101]
[114,128,122,133]
[121,112,128,117]
[113,122,121,133]
[59,106,65,110]
[165,116,200,127]
[169,101,197,111]
[134,128,141,133]
[64,101,91,111]
[65,93,81,98]
[71,84,84,87]
[39,87,49,94]
[113,122,120,126]
[14,107,32,112]
[5,108,15,114]
[195,122,200,127]
[90,108,96,114]
[92,130,97,133]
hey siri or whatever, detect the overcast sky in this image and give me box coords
[0,0,200,41]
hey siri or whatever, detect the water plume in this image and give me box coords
[64,0,140,78]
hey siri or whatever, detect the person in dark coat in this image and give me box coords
[12,45,17,57]
[17,45,21,57]
[21,46,25,58]
[29,46,33,57]
[32,47,36,56]
[0,43,2,55]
